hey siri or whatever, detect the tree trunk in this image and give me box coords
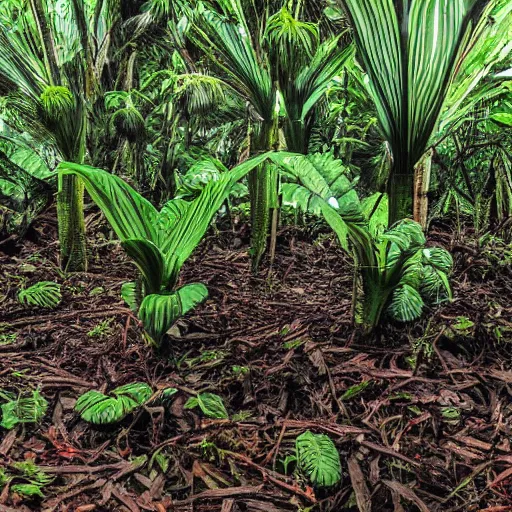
[58,174,87,272]
[387,171,415,226]
[249,114,279,271]
[413,150,432,229]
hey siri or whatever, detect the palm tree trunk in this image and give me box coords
[58,174,87,272]
[413,150,433,229]
[387,171,415,226]
[249,118,279,271]
[29,0,61,85]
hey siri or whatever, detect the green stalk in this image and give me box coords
[58,174,87,272]
[387,172,415,226]
[249,114,279,271]
[361,280,391,334]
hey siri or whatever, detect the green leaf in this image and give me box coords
[138,284,208,345]
[491,112,512,127]
[0,389,48,430]
[121,281,139,312]
[388,284,424,323]
[74,382,152,425]
[121,239,165,294]
[18,281,61,309]
[11,483,45,498]
[275,152,359,216]
[296,430,341,487]
[361,192,388,237]
[422,248,453,273]
[421,266,452,303]
[340,0,480,179]
[340,380,371,401]
[184,392,228,419]
[58,162,158,243]
[160,174,237,275]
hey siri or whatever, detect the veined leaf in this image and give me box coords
[161,174,235,273]
[388,284,424,323]
[75,382,152,425]
[296,430,341,487]
[58,162,158,242]
[491,112,512,127]
[0,389,48,430]
[421,267,452,304]
[121,281,139,312]
[422,247,453,273]
[138,284,208,345]
[18,281,61,309]
[121,239,165,295]
[184,392,228,419]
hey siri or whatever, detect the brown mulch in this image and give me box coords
[0,212,512,512]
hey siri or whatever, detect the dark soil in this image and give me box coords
[1,211,512,512]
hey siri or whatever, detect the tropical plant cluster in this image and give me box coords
[0,0,511,504]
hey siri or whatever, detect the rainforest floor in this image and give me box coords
[1,212,512,512]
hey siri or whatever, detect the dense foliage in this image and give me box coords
[0,0,511,508]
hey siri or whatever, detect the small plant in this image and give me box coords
[0,388,48,430]
[58,156,267,345]
[0,333,17,346]
[184,393,229,419]
[1,460,54,500]
[87,318,114,338]
[74,382,153,425]
[295,430,341,487]
[273,153,454,332]
[18,281,62,309]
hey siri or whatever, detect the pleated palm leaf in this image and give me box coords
[440,0,512,133]
[339,0,487,225]
[58,153,269,345]
[264,8,355,153]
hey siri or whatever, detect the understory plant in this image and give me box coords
[274,153,454,332]
[58,156,267,345]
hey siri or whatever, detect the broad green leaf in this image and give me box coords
[161,174,235,272]
[388,284,424,323]
[138,284,208,345]
[0,389,48,430]
[361,193,388,237]
[490,112,512,127]
[421,267,452,304]
[296,430,341,487]
[75,382,152,425]
[422,247,453,273]
[58,162,158,242]
[121,239,165,294]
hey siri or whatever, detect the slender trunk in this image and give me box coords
[413,150,432,229]
[71,0,95,99]
[58,174,87,272]
[249,114,279,271]
[387,171,415,226]
[29,0,61,85]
